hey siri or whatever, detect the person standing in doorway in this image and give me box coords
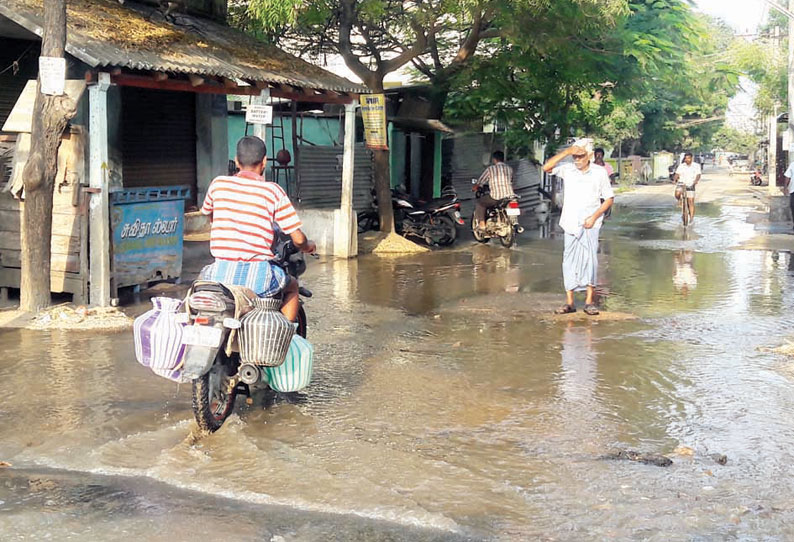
[783,162,794,230]
[542,138,614,315]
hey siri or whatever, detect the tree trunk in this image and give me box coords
[364,79,394,234]
[372,148,394,233]
[19,0,76,312]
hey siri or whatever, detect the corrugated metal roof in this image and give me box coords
[0,0,368,94]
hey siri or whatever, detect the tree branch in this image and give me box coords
[338,0,377,86]
[411,56,435,79]
[382,17,430,74]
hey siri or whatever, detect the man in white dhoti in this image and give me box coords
[542,138,614,315]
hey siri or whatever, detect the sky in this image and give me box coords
[694,0,768,33]
[695,0,771,131]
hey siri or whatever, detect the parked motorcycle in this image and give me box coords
[471,180,523,248]
[358,187,465,246]
[181,233,311,433]
[750,170,766,186]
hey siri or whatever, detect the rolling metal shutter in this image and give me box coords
[121,87,197,201]
[297,145,374,210]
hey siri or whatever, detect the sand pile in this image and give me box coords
[29,304,132,331]
[371,233,430,255]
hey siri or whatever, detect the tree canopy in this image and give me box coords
[232,0,744,158]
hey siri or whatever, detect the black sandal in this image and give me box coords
[584,304,600,315]
[555,304,576,314]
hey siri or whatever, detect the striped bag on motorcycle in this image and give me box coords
[133,297,186,381]
[264,335,314,392]
[238,297,295,366]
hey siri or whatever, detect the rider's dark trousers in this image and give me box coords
[475,195,499,223]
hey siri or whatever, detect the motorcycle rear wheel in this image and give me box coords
[436,215,457,246]
[499,226,515,248]
[192,351,239,433]
[471,216,490,244]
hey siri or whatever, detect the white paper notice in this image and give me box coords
[39,57,66,96]
[245,104,273,125]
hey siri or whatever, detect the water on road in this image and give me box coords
[2,173,794,540]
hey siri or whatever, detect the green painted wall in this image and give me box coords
[228,113,342,162]
[433,132,442,198]
[389,125,407,189]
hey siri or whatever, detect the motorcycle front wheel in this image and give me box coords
[471,216,490,244]
[192,350,239,433]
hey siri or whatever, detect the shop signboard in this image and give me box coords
[111,196,184,287]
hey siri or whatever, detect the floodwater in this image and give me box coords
[3,176,794,540]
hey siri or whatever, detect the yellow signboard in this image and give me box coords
[360,94,388,150]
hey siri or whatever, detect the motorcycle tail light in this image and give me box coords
[189,292,227,312]
[194,316,211,325]
[508,201,520,209]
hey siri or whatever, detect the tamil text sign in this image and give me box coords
[111,199,184,287]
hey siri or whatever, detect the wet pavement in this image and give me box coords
[2,169,794,540]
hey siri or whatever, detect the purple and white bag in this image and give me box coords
[133,297,186,382]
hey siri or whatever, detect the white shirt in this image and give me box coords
[784,163,794,195]
[675,162,701,188]
[552,163,615,234]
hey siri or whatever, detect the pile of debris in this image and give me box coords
[30,303,132,331]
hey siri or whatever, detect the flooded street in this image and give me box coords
[2,170,794,540]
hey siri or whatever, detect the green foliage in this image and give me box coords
[445,0,738,156]
[710,125,760,155]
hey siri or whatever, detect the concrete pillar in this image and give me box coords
[88,72,112,306]
[251,89,269,143]
[334,101,357,258]
[196,94,229,202]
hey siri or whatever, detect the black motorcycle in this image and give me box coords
[358,187,464,246]
[471,182,522,248]
[184,231,311,433]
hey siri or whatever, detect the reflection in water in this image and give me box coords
[673,249,698,294]
[559,323,597,404]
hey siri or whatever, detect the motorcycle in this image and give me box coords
[180,232,312,433]
[471,180,523,248]
[358,187,465,246]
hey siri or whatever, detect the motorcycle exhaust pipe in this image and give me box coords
[239,364,261,385]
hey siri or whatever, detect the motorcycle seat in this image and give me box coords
[414,196,456,210]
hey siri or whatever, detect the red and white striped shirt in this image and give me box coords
[201,171,302,261]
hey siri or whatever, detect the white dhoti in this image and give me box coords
[562,227,600,292]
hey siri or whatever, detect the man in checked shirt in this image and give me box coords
[472,151,516,231]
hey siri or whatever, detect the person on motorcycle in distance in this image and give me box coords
[473,150,516,231]
[199,136,316,322]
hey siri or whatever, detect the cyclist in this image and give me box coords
[673,152,701,223]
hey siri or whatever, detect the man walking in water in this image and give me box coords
[673,152,701,223]
[543,138,614,315]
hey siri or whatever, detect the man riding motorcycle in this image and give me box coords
[199,136,316,320]
[473,151,516,231]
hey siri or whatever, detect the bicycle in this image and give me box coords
[676,183,690,226]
